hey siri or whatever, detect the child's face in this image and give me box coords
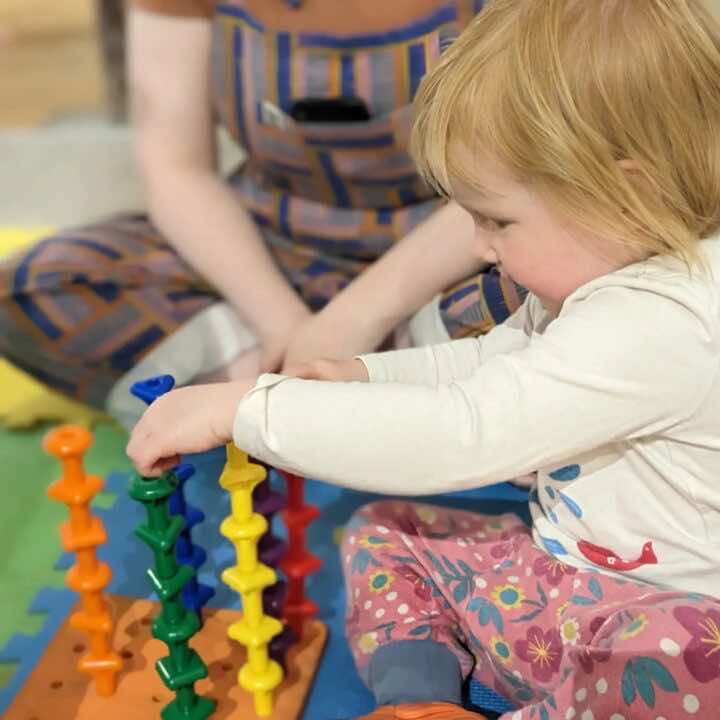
[453,157,631,316]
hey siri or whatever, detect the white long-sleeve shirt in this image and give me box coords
[234,237,720,596]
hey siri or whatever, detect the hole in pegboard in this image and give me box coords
[121,650,133,660]
[72,644,85,653]
[50,680,63,690]
[152,695,162,703]
[125,622,139,637]
[220,663,233,672]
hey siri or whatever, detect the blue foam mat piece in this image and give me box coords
[1,448,529,719]
[0,587,77,714]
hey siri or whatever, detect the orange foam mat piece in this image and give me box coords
[5,594,327,720]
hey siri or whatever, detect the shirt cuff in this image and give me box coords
[357,353,388,383]
[232,373,288,464]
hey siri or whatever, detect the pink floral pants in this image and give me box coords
[342,501,720,719]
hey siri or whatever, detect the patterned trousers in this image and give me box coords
[343,501,720,719]
[0,214,523,408]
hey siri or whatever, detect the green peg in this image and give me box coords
[129,471,216,720]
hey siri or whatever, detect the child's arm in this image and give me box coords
[279,296,533,391]
[129,283,714,492]
[231,286,713,492]
[358,296,535,386]
[127,359,370,476]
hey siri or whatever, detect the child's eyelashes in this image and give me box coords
[471,212,513,232]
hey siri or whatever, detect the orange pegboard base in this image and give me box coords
[5,594,327,720]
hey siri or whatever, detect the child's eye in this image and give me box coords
[473,213,512,231]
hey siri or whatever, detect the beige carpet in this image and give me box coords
[0,122,243,227]
[0,122,142,226]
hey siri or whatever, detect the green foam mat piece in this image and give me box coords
[0,421,132,686]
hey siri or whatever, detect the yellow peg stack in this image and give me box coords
[218,444,284,717]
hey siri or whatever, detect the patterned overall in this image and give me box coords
[343,501,720,719]
[0,0,524,408]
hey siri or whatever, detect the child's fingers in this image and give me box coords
[126,444,154,476]
[149,455,181,477]
[126,426,149,464]
[130,449,177,477]
[283,362,322,380]
[126,428,166,476]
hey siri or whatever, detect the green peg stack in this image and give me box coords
[129,471,216,720]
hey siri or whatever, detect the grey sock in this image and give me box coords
[363,639,463,706]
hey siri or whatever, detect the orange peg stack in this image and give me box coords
[44,425,122,697]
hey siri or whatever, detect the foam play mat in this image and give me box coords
[0,417,529,718]
[0,228,53,256]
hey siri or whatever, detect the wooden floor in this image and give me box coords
[0,34,105,128]
[1,0,719,130]
[0,0,106,129]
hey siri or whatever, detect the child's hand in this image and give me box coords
[126,381,252,476]
[283,358,369,383]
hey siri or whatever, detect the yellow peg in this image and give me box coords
[218,444,284,716]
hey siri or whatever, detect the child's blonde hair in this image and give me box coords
[412,0,720,265]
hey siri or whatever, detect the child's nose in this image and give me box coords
[474,230,498,264]
[480,245,499,264]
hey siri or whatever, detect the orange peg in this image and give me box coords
[44,425,122,697]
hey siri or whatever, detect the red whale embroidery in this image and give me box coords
[577,540,657,571]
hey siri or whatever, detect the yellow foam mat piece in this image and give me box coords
[0,228,109,428]
[0,228,51,257]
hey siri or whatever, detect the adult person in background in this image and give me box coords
[0,0,522,426]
